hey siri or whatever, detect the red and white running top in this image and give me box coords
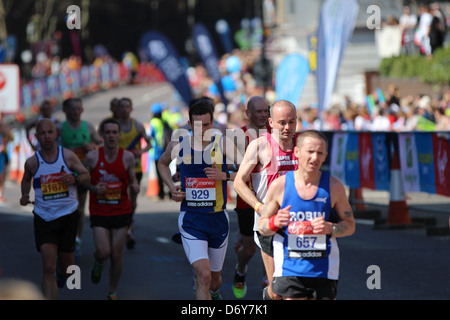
[251,132,298,231]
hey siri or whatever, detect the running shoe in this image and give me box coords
[107,292,119,300]
[262,275,269,288]
[262,286,272,300]
[210,290,222,300]
[74,238,81,261]
[172,232,182,244]
[91,260,104,284]
[55,270,67,289]
[126,232,136,249]
[232,270,247,299]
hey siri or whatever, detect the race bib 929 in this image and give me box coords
[185,177,216,208]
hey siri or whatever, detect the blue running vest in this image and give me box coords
[273,171,340,280]
[179,134,227,213]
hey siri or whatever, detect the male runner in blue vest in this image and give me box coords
[259,130,355,300]
[157,99,241,300]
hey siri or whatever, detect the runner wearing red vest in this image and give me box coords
[232,96,271,299]
[84,118,140,300]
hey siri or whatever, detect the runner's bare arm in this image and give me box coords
[233,137,269,213]
[258,176,290,236]
[64,149,90,187]
[136,120,152,154]
[157,140,185,201]
[124,150,140,194]
[83,150,100,194]
[316,176,355,238]
[205,135,242,181]
[86,121,103,150]
[20,157,37,206]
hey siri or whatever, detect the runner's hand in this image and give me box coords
[204,164,223,180]
[311,216,327,234]
[170,185,185,202]
[274,205,291,228]
[20,195,33,206]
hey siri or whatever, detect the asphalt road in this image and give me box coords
[1,188,450,301]
[1,83,450,301]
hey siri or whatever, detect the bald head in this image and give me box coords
[270,100,296,119]
[36,118,56,133]
[268,100,297,139]
[246,96,270,128]
[247,96,267,111]
[35,118,58,150]
[36,118,56,134]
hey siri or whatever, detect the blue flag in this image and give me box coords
[415,133,436,194]
[372,133,390,191]
[139,31,192,106]
[344,132,360,189]
[275,53,309,107]
[193,23,228,105]
[215,19,233,53]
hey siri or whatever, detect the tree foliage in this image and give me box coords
[379,46,450,85]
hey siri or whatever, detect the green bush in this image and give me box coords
[379,46,450,85]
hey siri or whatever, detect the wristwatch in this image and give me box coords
[330,223,337,237]
[72,172,79,184]
[225,171,230,181]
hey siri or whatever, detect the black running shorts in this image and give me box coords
[33,210,79,253]
[272,276,338,300]
[234,208,254,237]
[90,213,133,230]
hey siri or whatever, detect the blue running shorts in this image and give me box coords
[178,210,229,272]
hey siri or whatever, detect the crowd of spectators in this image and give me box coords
[181,44,450,133]
[384,2,448,57]
[298,86,450,132]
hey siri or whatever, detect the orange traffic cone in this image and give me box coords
[386,150,411,225]
[146,160,160,197]
[8,129,20,182]
[227,183,234,204]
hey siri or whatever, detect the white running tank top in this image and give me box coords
[33,146,78,221]
[251,132,298,231]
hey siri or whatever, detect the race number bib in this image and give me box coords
[97,182,122,205]
[185,177,216,208]
[287,221,326,259]
[40,172,69,201]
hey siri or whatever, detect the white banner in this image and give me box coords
[398,133,420,192]
[330,132,347,183]
[0,64,20,113]
[316,0,359,125]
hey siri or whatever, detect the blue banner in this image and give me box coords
[415,133,436,194]
[325,131,450,196]
[275,53,309,107]
[139,31,192,106]
[372,133,390,190]
[316,0,359,127]
[215,19,233,53]
[193,23,228,105]
[344,132,360,188]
